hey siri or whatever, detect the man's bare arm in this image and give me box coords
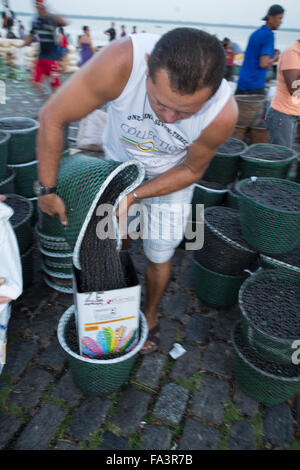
[282,69,300,96]
[37,38,133,222]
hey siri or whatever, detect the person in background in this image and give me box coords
[120,25,126,38]
[34,28,238,354]
[58,26,68,72]
[78,26,96,67]
[236,4,284,95]
[223,38,235,81]
[21,1,68,94]
[132,26,137,34]
[1,0,14,30]
[105,22,116,42]
[265,39,300,148]
[6,25,16,38]
[18,20,26,39]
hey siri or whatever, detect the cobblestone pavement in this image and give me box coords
[0,77,300,451]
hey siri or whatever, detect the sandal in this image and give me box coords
[140,324,160,355]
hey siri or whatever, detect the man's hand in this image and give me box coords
[0,195,6,202]
[115,192,135,239]
[38,193,68,226]
[0,278,12,304]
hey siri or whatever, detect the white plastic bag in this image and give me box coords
[76,109,107,151]
[0,202,23,374]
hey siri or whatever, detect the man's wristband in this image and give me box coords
[132,191,141,202]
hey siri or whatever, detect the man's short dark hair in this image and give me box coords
[148,28,225,96]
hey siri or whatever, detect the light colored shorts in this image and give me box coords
[128,185,195,264]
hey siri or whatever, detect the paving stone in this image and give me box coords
[140,425,172,450]
[164,292,189,321]
[181,265,195,288]
[4,339,39,379]
[159,318,179,354]
[169,344,201,381]
[233,386,259,418]
[295,394,300,432]
[263,404,294,447]
[202,341,233,379]
[228,420,256,450]
[26,304,64,347]
[98,431,129,450]
[52,370,83,405]
[184,314,211,345]
[153,383,189,425]
[54,441,80,450]
[8,367,54,409]
[0,412,22,449]
[14,403,67,450]
[213,310,240,341]
[68,397,110,441]
[135,352,167,389]
[190,374,229,424]
[36,338,67,372]
[179,418,220,450]
[111,387,151,435]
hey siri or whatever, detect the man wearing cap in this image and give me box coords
[236,4,284,95]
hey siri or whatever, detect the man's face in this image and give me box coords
[146,68,213,124]
[268,13,284,30]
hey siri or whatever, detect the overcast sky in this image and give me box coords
[8,0,300,29]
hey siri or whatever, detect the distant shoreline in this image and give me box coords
[14,12,300,33]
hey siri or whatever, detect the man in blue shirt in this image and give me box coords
[236,4,284,95]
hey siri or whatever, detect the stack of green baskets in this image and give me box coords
[0,131,15,194]
[0,118,39,206]
[192,207,257,307]
[58,306,148,394]
[5,195,35,289]
[0,168,15,194]
[236,178,300,255]
[203,138,247,186]
[239,144,296,179]
[36,214,74,294]
[191,180,228,215]
[225,182,240,210]
[232,270,300,405]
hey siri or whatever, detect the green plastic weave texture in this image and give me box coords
[7,160,38,198]
[192,184,227,213]
[55,154,145,269]
[239,269,300,364]
[57,306,148,394]
[232,322,300,405]
[0,117,39,165]
[236,178,300,255]
[0,131,10,179]
[203,138,247,186]
[192,256,248,307]
[239,144,296,179]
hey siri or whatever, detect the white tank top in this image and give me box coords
[102,33,231,178]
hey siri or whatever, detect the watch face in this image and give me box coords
[34,181,42,195]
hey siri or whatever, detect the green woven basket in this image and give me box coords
[239,269,300,364]
[5,194,33,255]
[239,144,296,179]
[28,197,38,226]
[192,182,227,214]
[260,251,300,276]
[0,131,10,179]
[42,255,73,275]
[203,138,247,186]
[225,182,240,210]
[43,274,73,294]
[7,159,38,198]
[0,168,15,194]
[0,117,39,165]
[192,255,248,307]
[296,156,300,184]
[57,306,148,394]
[38,244,73,266]
[236,178,300,255]
[55,154,145,269]
[21,244,35,289]
[232,321,300,405]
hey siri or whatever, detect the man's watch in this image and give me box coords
[34,181,57,196]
